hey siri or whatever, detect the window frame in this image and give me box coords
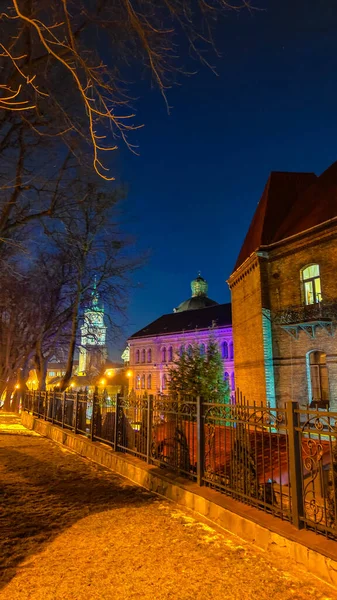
[301,264,322,305]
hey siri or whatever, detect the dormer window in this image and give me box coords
[301,264,322,305]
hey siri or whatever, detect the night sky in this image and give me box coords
[113,0,337,357]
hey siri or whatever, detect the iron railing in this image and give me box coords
[23,391,337,541]
[274,301,337,325]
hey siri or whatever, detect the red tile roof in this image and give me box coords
[234,170,317,271]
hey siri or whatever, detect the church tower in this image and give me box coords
[78,280,107,375]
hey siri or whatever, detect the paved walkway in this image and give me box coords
[0,420,336,600]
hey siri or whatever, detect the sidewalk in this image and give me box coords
[1,428,336,599]
[0,412,36,435]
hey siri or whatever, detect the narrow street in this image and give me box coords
[0,414,335,600]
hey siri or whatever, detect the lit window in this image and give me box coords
[136,375,140,389]
[49,371,55,377]
[222,341,228,359]
[229,342,234,360]
[162,347,167,362]
[147,349,152,363]
[141,374,145,389]
[147,374,152,389]
[301,264,322,305]
[141,349,146,363]
[135,350,140,364]
[168,346,173,362]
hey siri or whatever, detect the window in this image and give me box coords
[187,344,193,357]
[162,347,167,362]
[222,341,228,359]
[308,351,329,406]
[49,371,55,377]
[141,374,145,389]
[147,374,152,389]
[162,374,167,390]
[229,342,234,360]
[180,345,185,356]
[302,264,322,305]
[141,349,146,363]
[168,346,173,362]
[231,372,235,392]
[136,374,140,389]
[135,349,140,364]
[147,348,152,363]
[224,372,229,383]
[200,343,206,356]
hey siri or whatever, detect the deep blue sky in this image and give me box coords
[112,0,337,357]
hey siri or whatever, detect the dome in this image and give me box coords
[174,273,219,313]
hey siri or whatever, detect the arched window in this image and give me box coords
[168,346,173,362]
[222,341,228,359]
[180,345,185,356]
[229,342,234,360]
[187,344,193,357]
[162,347,167,362]
[308,351,329,407]
[141,349,146,363]
[135,349,140,364]
[301,264,322,305]
[162,374,167,390]
[231,372,235,391]
[224,372,229,383]
[200,343,206,356]
[147,374,152,389]
[141,374,145,389]
[136,374,140,389]
[147,348,152,363]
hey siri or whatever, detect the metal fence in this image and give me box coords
[23,390,337,541]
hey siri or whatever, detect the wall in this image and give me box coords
[268,225,337,409]
[228,254,269,404]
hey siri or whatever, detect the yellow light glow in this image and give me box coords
[126,370,132,378]
[105,369,114,377]
[70,383,74,388]
[56,383,60,387]
[15,384,20,389]
[100,378,106,386]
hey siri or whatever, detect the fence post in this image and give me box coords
[197,396,205,486]
[114,392,121,451]
[146,395,153,463]
[91,392,96,442]
[61,392,65,429]
[44,392,47,420]
[74,392,79,435]
[37,390,41,417]
[52,390,55,424]
[286,401,303,529]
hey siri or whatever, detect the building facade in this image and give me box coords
[127,275,234,394]
[228,162,337,410]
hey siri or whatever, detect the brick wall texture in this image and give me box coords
[228,224,337,409]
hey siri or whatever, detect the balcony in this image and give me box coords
[273,301,336,339]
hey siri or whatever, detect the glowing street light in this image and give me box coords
[100,378,106,386]
[126,370,132,378]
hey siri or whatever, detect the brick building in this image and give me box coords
[126,275,234,394]
[228,161,337,410]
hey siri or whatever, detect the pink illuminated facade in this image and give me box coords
[126,275,234,394]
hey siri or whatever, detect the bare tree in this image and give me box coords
[0,0,249,180]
